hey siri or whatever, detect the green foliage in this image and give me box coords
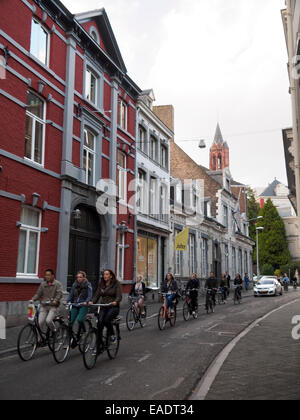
[247,188,260,242]
[261,264,275,276]
[256,199,291,270]
[279,261,300,278]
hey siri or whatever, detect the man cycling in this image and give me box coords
[283,274,290,291]
[186,274,200,315]
[205,272,218,311]
[234,274,243,300]
[30,269,63,334]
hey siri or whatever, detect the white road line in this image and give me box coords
[138,354,152,363]
[104,371,126,386]
[190,297,300,401]
[151,377,185,399]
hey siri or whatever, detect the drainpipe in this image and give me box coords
[286,0,300,221]
[133,105,140,283]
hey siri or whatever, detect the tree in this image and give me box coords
[261,264,275,276]
[247,188,260,241]
[256,199,291,270]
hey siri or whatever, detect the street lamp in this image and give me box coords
[256,227,264,276]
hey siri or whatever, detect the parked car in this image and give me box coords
[254,277,283,297]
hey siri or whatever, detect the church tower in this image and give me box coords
[209,123,230,171]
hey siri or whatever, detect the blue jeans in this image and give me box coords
[166,294,176,310]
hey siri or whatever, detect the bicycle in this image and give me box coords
[205,289,216,314]
[183,289,199,321]
[216,288,225,305]
[233,285,242,304]
[52,303,93,364]
[82,304,121,370]
[158,292,177,330]
[293,281,298,290]
[126,296,147,331]
[17,302,64,362]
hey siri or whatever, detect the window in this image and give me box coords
[138,126,147,154]
[117,233,125,282]
[232,210,237,233]
[223,205,228,227]
[117,151,127,202]
[189,234,196,274]
[176,182,182,204]
[118,100,127,130]
[244,251,249,276]
[225,245,229,273]
[202,238,209,278]
[25,91,45,165]
[238,249,243,275]
[85,68,98,105]
[90,29,99,44]
[83,128,96,186]
[160,184,168,223]
[175,230,183,276]
[17,207,41,276]
[161,145,168,169]
[137,170,147,214]
[150,177,157,217]
[30,19,49,66]
[150,136,157,161]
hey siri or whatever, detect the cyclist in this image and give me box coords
[30,269,63,334]
[66,271,93,344]
[220,275,228,302]
[283,273,290,291]
[129,275,146,317]
[205,272,218,311]
[292,274,298,289]
[90,269,122,352]
[186,274,200,315]
[161,273,178,316]
[234,274,243,300]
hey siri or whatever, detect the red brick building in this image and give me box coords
[0,0,140,321]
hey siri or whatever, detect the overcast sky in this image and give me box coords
[62,0,291,190]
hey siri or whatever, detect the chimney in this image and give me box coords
[152,105,174,140]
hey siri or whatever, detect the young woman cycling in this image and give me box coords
[129,275,146,317]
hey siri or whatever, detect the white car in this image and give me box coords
[254,277,283,297]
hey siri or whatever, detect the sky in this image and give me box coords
[61,0,291,190]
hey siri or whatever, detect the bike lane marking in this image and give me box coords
[190,297,300,401]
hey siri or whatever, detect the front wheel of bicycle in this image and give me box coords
[83,329,98,370]
[126,309,137,332]
[106,324,120,360]
[18,324,38,362]
[183,302,190,322]
[158,307,166,331]
[139,306,147,329]
[52,325,70,364]
[170,307,177,327]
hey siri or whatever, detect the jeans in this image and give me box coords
[97,307,119,349]
[189,291,198,311]
[166,294,176,310]
[71,306,88,333]
[39,306,58,332]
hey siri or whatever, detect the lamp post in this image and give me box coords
[256,227,264,276]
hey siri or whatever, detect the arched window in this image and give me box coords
[90,28,100,44]
[218,154,222,169]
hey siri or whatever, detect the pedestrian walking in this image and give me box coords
[225,272,231,297]
[244,273,250,291]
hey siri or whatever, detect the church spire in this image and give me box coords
[210,123,230,171]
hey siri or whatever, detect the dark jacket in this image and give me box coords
[129,282,146,297]
[234,277,243,286]
[92,281,123,306]
[205,277,218,290]
[186,278,200,291]
[161,279,178,294]
[67,279,93,306]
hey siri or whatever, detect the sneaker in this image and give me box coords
[110,336,117,343]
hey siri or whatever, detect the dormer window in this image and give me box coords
[90,28,100,44]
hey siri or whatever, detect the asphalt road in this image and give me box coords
[1,290,300,400]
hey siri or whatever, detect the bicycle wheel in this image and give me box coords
[106,324,120,360]
[52,325,70,364]
[170,306,177,327]
[139,306,147,329]
[78,321,92,354]
[183,302,190,322]
[83,329,98,370]
[193,305,199,319]
[18,324,38,362]
[46,320,61,352]
[126,309,136,331]
[158,307,166,331]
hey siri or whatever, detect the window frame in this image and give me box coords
[83,128,96,187]
[30,18,50,67]
[25,90,46,167]
[118,99,128,131]
[117,232,125,282]
[117,150,127,204]
[17,207,42,278]
[85,67,99,106]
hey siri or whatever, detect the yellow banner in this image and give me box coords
[175,227,190,252]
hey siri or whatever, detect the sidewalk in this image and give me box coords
[205,298,300,400]
[0,289,254,358]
